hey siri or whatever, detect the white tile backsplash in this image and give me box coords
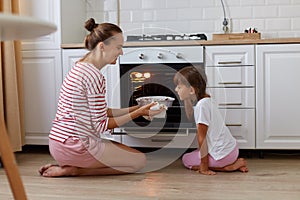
[177,8,203,20]
[230,6,252,19]
[253,6,278,18]
[166,0,190,9]
[190,0,215,7]
[266,0,292,5]
[153,9,177,21]
[240,0,265,6]
[279,5,300,17]
[292,18,300,30]
[85,0,300,40]
[143,0,166,9]
[120,0,142,10]
[203,7,224,19]
[266,18,291,30]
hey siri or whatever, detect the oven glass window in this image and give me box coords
[119,63,203,133]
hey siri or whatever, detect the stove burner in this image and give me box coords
[126,33,207,41]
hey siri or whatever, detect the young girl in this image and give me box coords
[39,18,163,177]
[174,66,248,175]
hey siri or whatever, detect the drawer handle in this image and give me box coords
[218,82,242,85]
[151,139,173,142]
[219,103,242,106]
[226,124,242,126]
[218,61,242,65]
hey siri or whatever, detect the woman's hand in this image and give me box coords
[107,102,164,128]
[139,102,165,119]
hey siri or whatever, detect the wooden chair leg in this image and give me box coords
[0,116,27,200]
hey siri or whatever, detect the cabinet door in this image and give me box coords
[219,109,255,149]
[22,50,62,144]
[256,44,300,149]
[19,0,61,50]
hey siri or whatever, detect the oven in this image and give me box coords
[112,45,204,139]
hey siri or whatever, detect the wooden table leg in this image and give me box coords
[0,116,27,200]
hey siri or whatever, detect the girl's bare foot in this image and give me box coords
[39,164,79,177]
[224,158,248,173]
[238,166,249,173]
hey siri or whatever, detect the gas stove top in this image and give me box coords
[126,33,207,41]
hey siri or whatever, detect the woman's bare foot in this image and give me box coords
[224,158,248,173]
[39,164,58,175]
[39,164,79,177]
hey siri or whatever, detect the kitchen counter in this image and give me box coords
[61,37,300,49]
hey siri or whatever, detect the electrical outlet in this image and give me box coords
[222,18,232,33]
[222,18,229,33]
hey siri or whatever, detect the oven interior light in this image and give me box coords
[143,72,151,78]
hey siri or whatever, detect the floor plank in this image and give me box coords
[1,148,300,200]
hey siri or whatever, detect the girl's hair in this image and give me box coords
[84,18,122,50]
[174,66,207,100]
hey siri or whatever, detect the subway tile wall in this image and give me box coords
[87,0,300,40]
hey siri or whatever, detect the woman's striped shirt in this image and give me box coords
[49,62,109,143]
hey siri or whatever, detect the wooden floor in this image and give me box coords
[1,146,300,200]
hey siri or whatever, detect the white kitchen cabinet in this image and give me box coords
[20,0,62,144]
[19,0,61,50]
[62,49,88,78]
[61,49,121,143]
[22,50,62,144]
[256,44,300,149]
[205,45,256,149]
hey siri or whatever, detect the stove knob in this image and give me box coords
[139,53,144,59]
[157,53,163,59]
[176,53,183,59]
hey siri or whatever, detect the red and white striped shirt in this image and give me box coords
[49,62,109,143]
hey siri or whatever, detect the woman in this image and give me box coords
[39,18,163,177]
[174,66,248,175]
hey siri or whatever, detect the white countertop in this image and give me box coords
[61,37,300,49]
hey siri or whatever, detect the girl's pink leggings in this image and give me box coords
[182,144,239,169]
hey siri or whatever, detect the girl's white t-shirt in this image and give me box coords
[193,97,236,160]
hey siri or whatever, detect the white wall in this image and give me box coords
[99,0,300,40]
[61,0,87,43]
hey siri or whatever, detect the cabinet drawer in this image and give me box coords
[122,133,197,148]
[205,45,254,66]
[206,53,253,66]
[205,66,254,87]
[208,88,255,108]
[219,109,255,149]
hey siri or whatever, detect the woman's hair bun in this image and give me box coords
[85,18,98,32]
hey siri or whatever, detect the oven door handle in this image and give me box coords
[119,128,195,136]
[151,139,173,142]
